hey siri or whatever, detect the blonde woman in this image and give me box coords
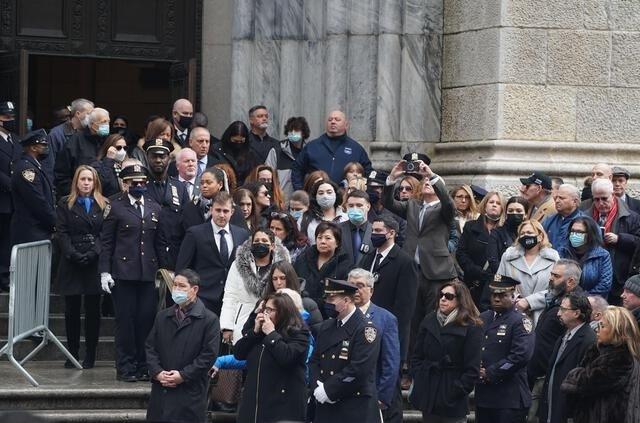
[450,185,479,234]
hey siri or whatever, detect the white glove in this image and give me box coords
[313,381,335,404]
[100,272,115,294]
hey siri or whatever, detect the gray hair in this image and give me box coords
[176,147,197,161]
[189,126,210,140]
[588,295,609,314]
[555,258,582,282]
[70,98,94,114]
[88,107,109,125]
[558,184,580,201]
[591,178,614,195]
[348,268,375,288]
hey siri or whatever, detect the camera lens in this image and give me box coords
[405,162,415,172]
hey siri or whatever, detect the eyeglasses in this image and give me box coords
[115,145,128,151]
[559,306,577,312]
[439,292,457,301]
[259,191,270,197]
[593,196,610,202]
[398,186,413,192]
[263,307,276,314]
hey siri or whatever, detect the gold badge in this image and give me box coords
[21,169,35,183]
[155,139,163,146]
[364,326,377,343]
[134,164,141,172]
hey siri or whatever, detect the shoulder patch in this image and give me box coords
[21,169,36,183]
[364,326,377,343]
[103,203,111,219]
[522,317,533,334]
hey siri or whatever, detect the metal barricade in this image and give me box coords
[0,240,82,386]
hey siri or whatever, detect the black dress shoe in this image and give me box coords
[64,359,75,369]
[136,370,150,382]
[116,373,138,382]
[82,358,95,369]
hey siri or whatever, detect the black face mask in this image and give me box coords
[178,115,192,129]
[519,235,538,250]
[505,214,524,231]
[367,191,380,204]
[251,243,270,259]
[228,142,245,153]
[2,119,17,133]
[112,127,127,136]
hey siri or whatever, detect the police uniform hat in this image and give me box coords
[402,152,431,166]
[0,101,16,116]
[323,278,358,297]
[519,171,552,190]
[470,184,487,202]
[612,166,631,180]
[20,129,48,146]
[489,274,520,293]
[143,138,174,155]
[120,164,149,182]
[367,169,388,187]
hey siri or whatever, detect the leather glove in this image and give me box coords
[313,381,335,404]
[100,272,115,294]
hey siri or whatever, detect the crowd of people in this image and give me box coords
[1,97,640,423]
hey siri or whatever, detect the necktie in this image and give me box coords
[419,203,428,229]
[186,181,193,198]
[218,229,229,263]
[180,133,187,145]
[598,214,607,227]
[198,160,205,178]
[353,228,362,263]
[337,320,343,328]
[373,253,383,272]
[556,332,570,361]
[135,200,142,218]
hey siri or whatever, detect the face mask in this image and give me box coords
[96,123,110,137]
[112,127,127,136]
[316,194,336,210]
[287,132,302,143]
[505,213,524,230]
[26,118,33,132]
[569,232,586,248]
[114,148,127,162]
[323,301,339,319]
[228,142,245,153]
[81,115,90,128]
[485,213,501,222]
[347,207,366,225]
[2,119,16,133]
[172,290,189,305]
[290,210,303,220]
[178,115,192,129]
[519,235,538,250]
[370,233,388,248]
[129,185,147,199]
[251,243,270,259]
[367,191,380,204]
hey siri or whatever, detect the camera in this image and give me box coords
[402,161,420,172]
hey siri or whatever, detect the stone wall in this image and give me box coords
[436,0,640,188]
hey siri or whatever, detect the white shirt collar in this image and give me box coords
[128,194,144,205]
[211,220,230,234]
[340,305,358,326]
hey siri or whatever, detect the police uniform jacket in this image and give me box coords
[10,154,56,245]
[309,309,382,423]
[149,176,188,270]
[0,130,21,214]
[55,196,105,295]
[98,192,161,282]
[475,307,534,410]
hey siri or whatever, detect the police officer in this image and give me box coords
[475,275,534,423]
[98,164,161,382]
[10,128,56,246]
[309,278,382,423]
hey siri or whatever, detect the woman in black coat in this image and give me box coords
[234,291,310,423]
[487,196,527,273]
[409,280,483,423]
[91,134,128,197]
[55,165,108,368]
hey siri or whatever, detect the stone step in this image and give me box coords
[0,292,114,316]
[0,337,116,361]
[0,386,149,410]
[0,313,116,337]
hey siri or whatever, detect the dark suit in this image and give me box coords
[360,244,418,362]
[10,154,56,245]
[309,309,381,423]
[538,323,596,423]
[623,194,640,215]
[339,220,372,266]
[175,222,249,316]
[0,132,20,282]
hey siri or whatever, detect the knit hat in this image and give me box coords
[624,275,640,297]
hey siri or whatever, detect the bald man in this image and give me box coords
[172,98,193,148]
[580,163,614,209]
[291,110,372,189]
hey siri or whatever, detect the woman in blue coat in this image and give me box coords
[558,216,612,297]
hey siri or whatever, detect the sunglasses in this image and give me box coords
[270,212,289,219]
[439,292,457,301]
[398,186,413,192]
[115,145,128,151]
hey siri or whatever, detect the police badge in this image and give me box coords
[364,326,377,343]
[522,317,533,334]
[21,169,35,183]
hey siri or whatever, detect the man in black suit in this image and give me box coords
[175,191,249,316]
[171,98,193,148]
[538,291,596,423]
[612,166,640,214]
[359,216,417,369]
[340,190,373,266]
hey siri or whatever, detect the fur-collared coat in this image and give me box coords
[219,238,290,344]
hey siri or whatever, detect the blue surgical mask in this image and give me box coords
[569,232,586,248]
[172,290,189,305]
[290,210,304,220]
[347,207,366,225]
[97,123,110,137]
[287,132,302,143]
[26,118,33,132]
[316,194,336,210]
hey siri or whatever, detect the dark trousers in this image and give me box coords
[476,406,527,423]
[0,213,11,286]
[382,377,404,423]
[112,280,157,376]
[64,294,101,358]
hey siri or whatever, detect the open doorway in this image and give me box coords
[28,55,175,136]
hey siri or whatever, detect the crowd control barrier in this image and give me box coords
[0,240,82,386]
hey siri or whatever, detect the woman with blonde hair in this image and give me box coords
[450,185,479,234]
[561,306,640,423]
[55,165,108,369]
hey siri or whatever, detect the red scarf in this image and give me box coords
[593,198,618,233]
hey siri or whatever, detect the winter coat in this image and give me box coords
[456,218,493,308]
[145,299,220,423]
[234,323,310,423]
[219,239,290,344]
[559,245,613,297]
[55,197,105,296]
[293,245,352,307]
[487,226,516,273]
[561,344,639,423]
[409,312,482,418]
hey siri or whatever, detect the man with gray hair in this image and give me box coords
[542,184,586,251]
[54,107,110,196]
[587,294,609,330]
[588,178,640,305]
[348,268,401,423]
[175,148,199,199]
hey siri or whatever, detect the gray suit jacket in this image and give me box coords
[384,177,457,281]
[339,220,373,266]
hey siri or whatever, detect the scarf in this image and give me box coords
[436,308,459,326]
[592,198,617,233]
[77,197,93,213]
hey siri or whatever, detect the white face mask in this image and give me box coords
[114,148,126,162]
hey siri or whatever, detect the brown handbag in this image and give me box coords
[207,344,243,408]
